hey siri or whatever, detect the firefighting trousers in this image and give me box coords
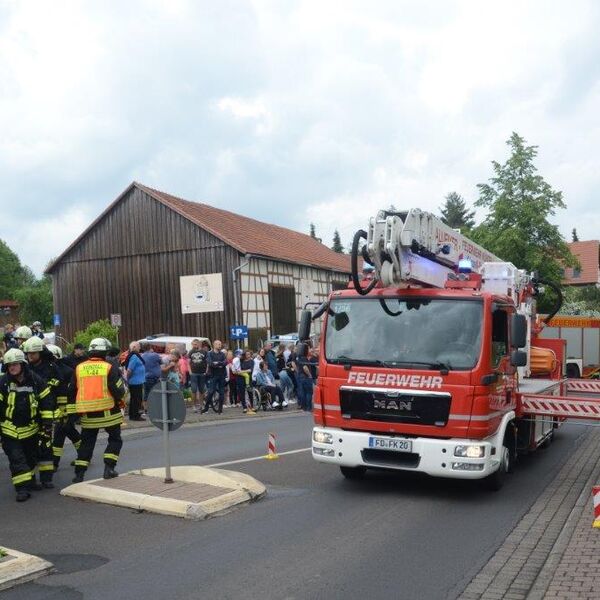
[37,429,55,482]
[1,435,38,490]
[74,425,122,472]
[53,420,81,465]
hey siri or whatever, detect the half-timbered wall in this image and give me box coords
[240,257,349,344]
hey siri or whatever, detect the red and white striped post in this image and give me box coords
[593,486,600,528]
[265,432,278,460]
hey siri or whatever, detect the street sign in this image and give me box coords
[229,324,248,340]
[53,314,61,326]
[110,313,122,327]
[147,381,186,431]
[147,380,187,484]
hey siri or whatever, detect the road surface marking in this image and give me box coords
[206,447,311,468]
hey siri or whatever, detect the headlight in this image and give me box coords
[452,462,485,471]
[313,447,335,457]
[313,431,333,444]
[454,445,485,458]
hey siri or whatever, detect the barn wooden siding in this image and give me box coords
[240,257,349,346]
[49,187,241,345]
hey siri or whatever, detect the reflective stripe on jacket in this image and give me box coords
[75,360,115,414]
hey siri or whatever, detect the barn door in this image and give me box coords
[269,284,296,335]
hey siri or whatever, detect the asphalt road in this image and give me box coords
[0,412,588,600]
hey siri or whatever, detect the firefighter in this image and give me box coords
[46,344,80,470]
[22,336,58,487]
[13,325,33,349]
[70,338,126,483]
[0,349,55,501]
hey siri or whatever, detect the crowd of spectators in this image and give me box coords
[118,339,318,421]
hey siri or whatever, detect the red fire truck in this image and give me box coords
[300,208,600,490]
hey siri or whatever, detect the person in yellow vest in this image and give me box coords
[70,338,126,483]
[0,349,55,501]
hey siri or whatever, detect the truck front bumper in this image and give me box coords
[312,426,503,479]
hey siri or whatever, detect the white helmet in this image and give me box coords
[46,344,63,360]
[88,338,111,352]
[14,326,32,341]
[3,348,27,365]
[22,336,45,353]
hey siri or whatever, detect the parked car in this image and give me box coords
[139,335,212,355]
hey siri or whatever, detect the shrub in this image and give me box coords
[71,319,120,352]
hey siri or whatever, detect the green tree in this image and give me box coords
[571,228,579,242]
[310,223,317,239]
[13,276,53,329]
[72,319,120,350]
[439,192,475,230]
[561,286,600,316]
[331,230,344,253]
[472,133,577,293]
[0,239,26,299]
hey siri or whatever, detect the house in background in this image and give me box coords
[562,240,600,288]
[46,182,350,348]
[0,300,19,331]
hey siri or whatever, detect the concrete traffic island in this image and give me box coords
[60,466,266,520]
[0,546,53,591]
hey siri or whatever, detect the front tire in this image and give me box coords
[340,466,367,480]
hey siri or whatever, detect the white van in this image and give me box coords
[139,335,211,355]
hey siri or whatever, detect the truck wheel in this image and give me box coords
[566,363,581,379]
[484,444,510,492]
[340,466,367,480]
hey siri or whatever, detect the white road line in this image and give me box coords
[205,447,311,468]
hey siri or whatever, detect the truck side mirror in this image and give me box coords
[511,314,527,349]
[296,342,309,359]
[510,350,527,367]
[298,310,312,341]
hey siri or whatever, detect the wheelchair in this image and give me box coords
[252,386,273,412]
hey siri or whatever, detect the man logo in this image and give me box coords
[373,399,413,411]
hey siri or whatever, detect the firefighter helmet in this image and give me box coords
[88,338,112,352]
[22,336,45,353]
[46,344,63,359]
[14,325,32,340]
[3,348,27,365]
[32,321,42,327]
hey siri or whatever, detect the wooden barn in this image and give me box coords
[46,182,351,348]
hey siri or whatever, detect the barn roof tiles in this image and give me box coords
[48,182,351,274]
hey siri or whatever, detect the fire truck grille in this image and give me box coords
[339,388,451,426]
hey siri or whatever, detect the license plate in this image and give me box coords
[368,437,412,452]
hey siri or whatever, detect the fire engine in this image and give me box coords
[299,208,600,490]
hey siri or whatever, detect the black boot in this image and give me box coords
[103,465,119,479]
[16,490,31,502]
[42,481,54,489]
[72,471,84,483]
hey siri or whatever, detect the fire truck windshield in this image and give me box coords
[325,297,483,370]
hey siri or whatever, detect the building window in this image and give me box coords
[573,268,581,278]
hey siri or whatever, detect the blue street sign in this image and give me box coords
[53,314,61,326]
[229,325,248,340]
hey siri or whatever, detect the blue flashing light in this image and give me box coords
[458,259,473,273]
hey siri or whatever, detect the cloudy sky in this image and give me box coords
[1,0,599,275]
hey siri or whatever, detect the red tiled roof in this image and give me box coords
[0,300,18,307]
[136,183,351,273]
[563,240,600,285]
[46,182,351,274]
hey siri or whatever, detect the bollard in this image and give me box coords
[265,432,278,460]
[593,486,600,528]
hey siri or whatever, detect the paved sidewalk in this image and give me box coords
[460,426,600,600]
